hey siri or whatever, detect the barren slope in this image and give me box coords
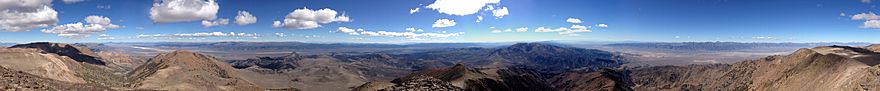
[126,50,263,91]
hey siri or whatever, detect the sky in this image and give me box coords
[0,0,879,43]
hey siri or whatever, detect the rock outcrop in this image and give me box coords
[126,50,264,91]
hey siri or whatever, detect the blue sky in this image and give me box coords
[0,0,878,43]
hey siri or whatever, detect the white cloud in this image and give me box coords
[476,16,483,23]
[432,19,457,28]
[0,0,58,32]
[41,16,122,39]
[425,0,501,16]
[863,0,872,3]
[274,33,286,37]
[852,12,880,20]
[97,34,114,40]
[566,18,583,24]
[273,7,351,29]
[335,27,363,35]
[534,25,592,36]
[334,27,464,39]
[235,11,257,25]
[410,8,420,14]
[137,32,258,38]
[85,16,112,25]
[406,27,424,32]
[62,0,85,4]
[596,24,609,28]
[492,7,508,18]
[490,27,515,33]
[149,0,219,23]
[201,18,229,27]
[515,27,528,32]
[861,20,880,29]
[559,25,592,35]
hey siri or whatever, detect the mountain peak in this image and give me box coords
[127,50,263,90]
[10,42,106,65]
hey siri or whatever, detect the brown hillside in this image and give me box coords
[126,50,264,91]
[0,66,110,90]
[631,45,880,90]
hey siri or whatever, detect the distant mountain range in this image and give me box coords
[604,42,873,52]
[0,42,15,47]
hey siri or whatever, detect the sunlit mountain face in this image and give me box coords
[0,0,879,91]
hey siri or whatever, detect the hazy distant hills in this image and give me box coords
[0,42,14,47]
[604,42,872,52]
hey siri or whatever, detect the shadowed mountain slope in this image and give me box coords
[10,42,107,65]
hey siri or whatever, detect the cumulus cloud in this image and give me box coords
[432,19,457,28]
[273,7,351,29]
[476,16,483,23]
[490,27,515,33]
[566,18,583,24]
[85,16,112,25]
[861,20,880,29]
[201,18,229,27]
[41,16,122,39]
[410,8,420,14]
[334,27,464,39]
[149,0,219,23]
[596,24,609,28]
[852,12,880,20]
[425,0,501,16]
[335,27,363,35]
[534,25,592,36]
[0,0,58,32]
[515,27,528,32]
[406,27,424,32]
[62,0,85,4]
[235,11,257,25]
[97,34,114,40]
[274,33,286,37]
[492,7,508,18]
[137,32,258,38]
